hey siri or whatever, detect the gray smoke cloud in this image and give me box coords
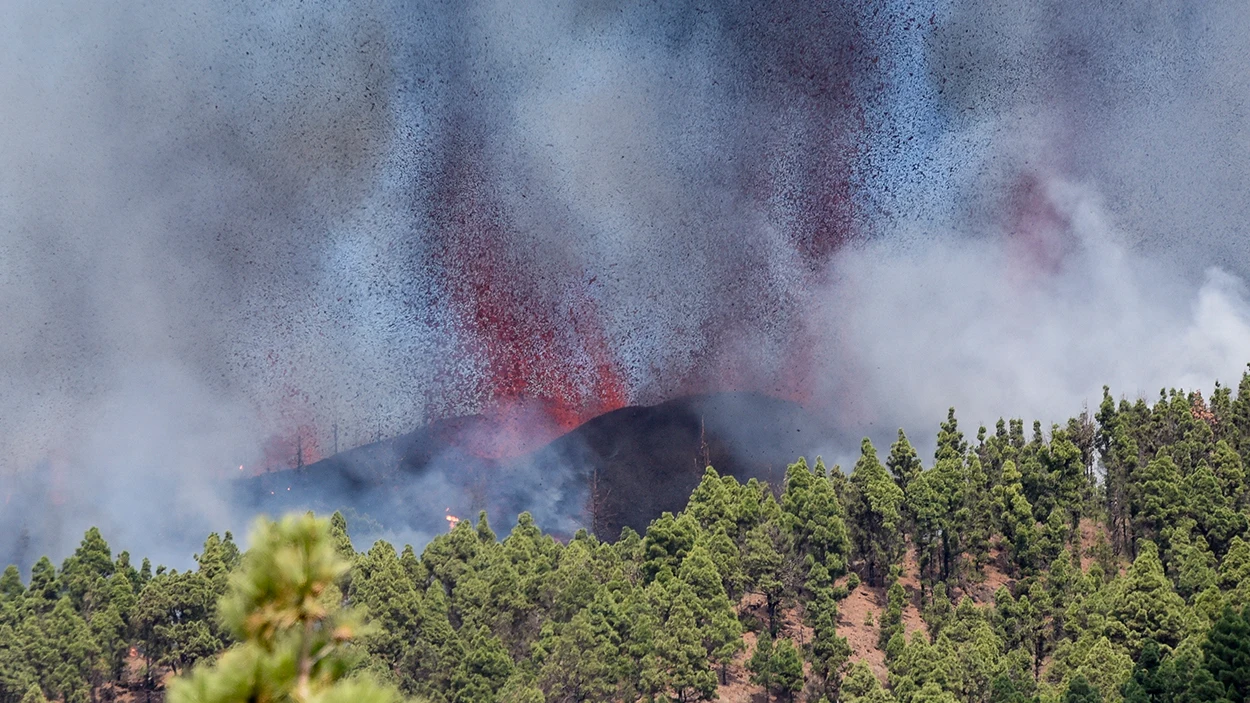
[814,181,1250,464]
[815,0,1250,456]
[3,0,1250,566]
[1,0,406,564]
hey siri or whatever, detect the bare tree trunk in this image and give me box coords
[295,619,315,702]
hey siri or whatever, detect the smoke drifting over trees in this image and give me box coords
[6,388,1250,701]
[4,1,1250,562]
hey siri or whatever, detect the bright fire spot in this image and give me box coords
[445,508,461,531]
[238,465,244,471]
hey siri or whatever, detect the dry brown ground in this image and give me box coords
[896,547,927,640]
[721,524,1123,700]
[93,652,168,703]
[717,626,766,703]
[956,543,1015,605]
[836,578,889,683]
[832,542,1026,686]
[1078,517,1100,571]
[720,592,820,702]
[831,547,937,685]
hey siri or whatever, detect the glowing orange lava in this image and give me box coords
[431,159,631,459]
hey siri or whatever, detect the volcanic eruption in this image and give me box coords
[8,0,1250,567]
[403,0,869,446]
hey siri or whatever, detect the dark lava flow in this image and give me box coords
[236,391,835,541]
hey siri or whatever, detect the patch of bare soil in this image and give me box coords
[836,579,888,683]
[898,546,921,592]
[779,605,816,649]
[95,651,166,703]
[1078,518,1100,571]
[897,546,926,640]
[960,543,1015,604]
[718,628,766,703]
[723,593,818,701]
[981,555,1013,597]
[736,592,815,644]
[900,598,926,641]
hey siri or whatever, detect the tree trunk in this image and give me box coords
[295,619,315,701]
[768,594,779,637]
[941,533,952,582]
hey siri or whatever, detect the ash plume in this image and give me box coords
[3,0,1250,565]
[813,182,1250,463]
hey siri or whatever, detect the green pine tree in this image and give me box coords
[1109,541,1190,654]
[770,638,804,702]
[1064,674,1102,703]
[781,458,851,574]
[748,630,775,697]
[167,513,408,703]
[1,565,24,601]
[847,439,905,587]
[1203,606,1250,702]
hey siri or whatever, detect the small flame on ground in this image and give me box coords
[445,508,461,531]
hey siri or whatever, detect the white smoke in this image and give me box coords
[816,178,1250,455]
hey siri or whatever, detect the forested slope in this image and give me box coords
[4,375,1250,702]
